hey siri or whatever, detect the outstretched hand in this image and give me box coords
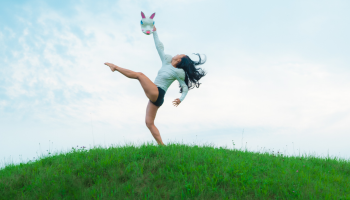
[172,98,181,107]
[153,26,156,32]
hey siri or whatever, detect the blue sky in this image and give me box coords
[1,0,350,168]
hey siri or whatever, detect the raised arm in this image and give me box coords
[153,30,166,63]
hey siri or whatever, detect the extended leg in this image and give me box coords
[145,101,165,146]
[105,62,138,79]
[105,62,159,102]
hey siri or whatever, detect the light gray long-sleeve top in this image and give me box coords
[153,31,188,102]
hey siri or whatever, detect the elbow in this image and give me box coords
[183,86,189,92]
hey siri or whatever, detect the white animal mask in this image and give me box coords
[140,11,155,35]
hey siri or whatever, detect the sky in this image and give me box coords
[1,0,350,169]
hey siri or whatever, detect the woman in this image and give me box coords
[104,26,207,146]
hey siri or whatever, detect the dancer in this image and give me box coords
[105,26,207,145]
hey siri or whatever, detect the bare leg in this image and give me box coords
[105,62,159,102]
[104,62,164,145]
[146,101,165,146]
[105,62,138,79]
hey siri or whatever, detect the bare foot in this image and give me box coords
[104,62,118,72]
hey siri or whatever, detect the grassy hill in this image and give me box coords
[0,142,349,199]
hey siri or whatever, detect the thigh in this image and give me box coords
[146,100,159,125]
[138,73,159,103]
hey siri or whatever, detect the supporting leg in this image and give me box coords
[146,101,165,146]
[148,124,165,145]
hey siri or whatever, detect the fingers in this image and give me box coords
[172,99,180,107]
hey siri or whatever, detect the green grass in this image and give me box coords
[0,141,349,200]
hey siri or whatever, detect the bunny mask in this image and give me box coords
[140,11,155,35]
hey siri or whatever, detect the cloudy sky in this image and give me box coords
[1,0,350,168]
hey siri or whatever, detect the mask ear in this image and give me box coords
[150,12,156,19]
[141,11,146,18]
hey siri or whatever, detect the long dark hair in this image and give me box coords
[176,53,207,93]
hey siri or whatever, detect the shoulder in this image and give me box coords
[175,68,186,80]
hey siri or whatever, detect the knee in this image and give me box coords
[145,120,154,128]
[137,72,144,79]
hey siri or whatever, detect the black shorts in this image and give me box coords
[151,87,166,107]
